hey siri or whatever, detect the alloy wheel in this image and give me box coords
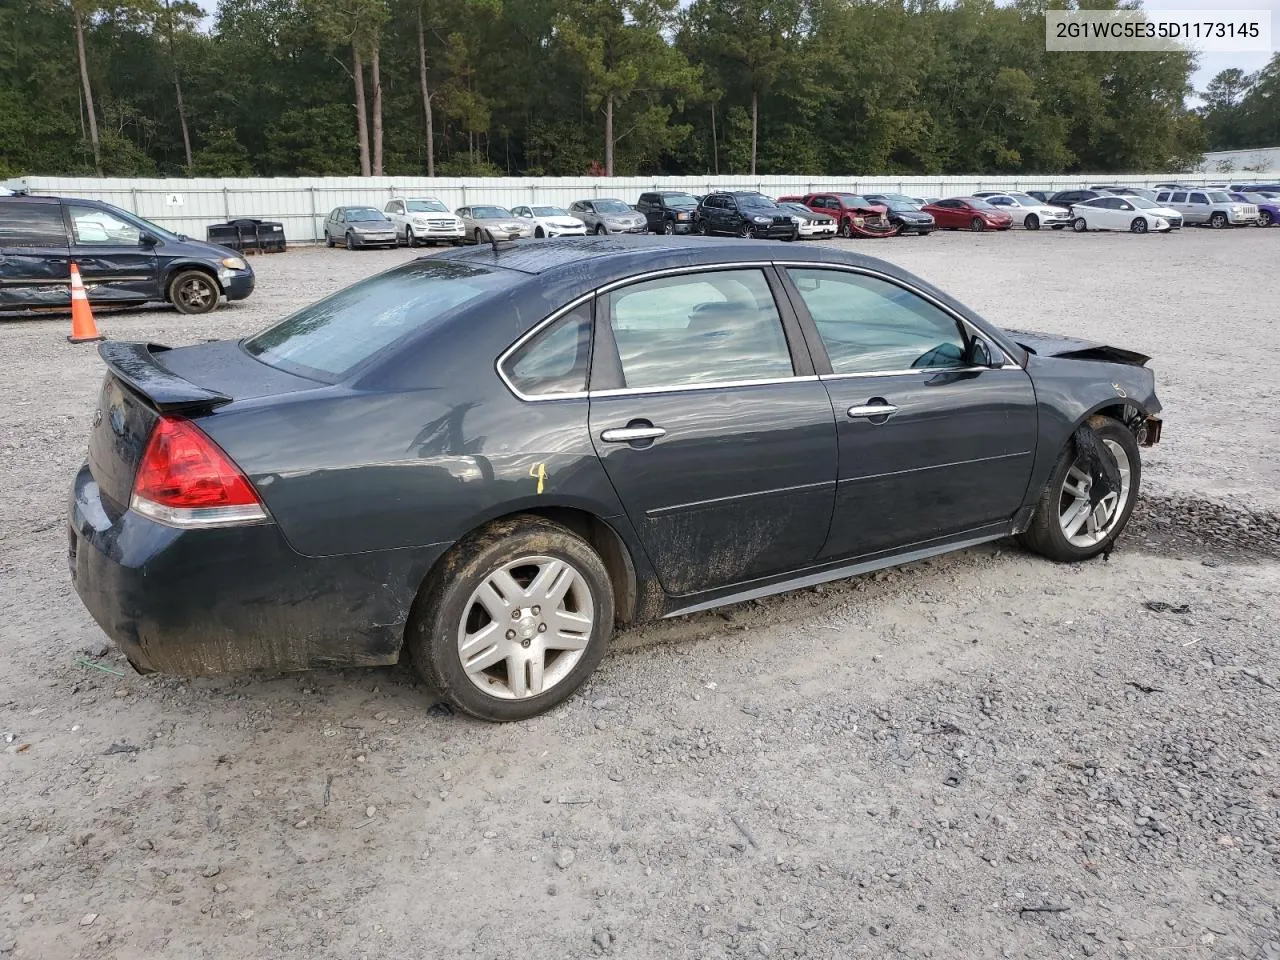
[1057,439,1132,548]
[1210,212,1227,228]
[1024,214,1040,231]
[456,556,595,700]
[406,227,416,247]
[175,276,215,312]
[663,221,674,235]
[1131,218,1148,234]
[969,217,985,232]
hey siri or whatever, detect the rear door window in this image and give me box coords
[245,259,521,382]
[604,269,794,390]
[1190,193,1208,204]
[1171,192,1187,203]
[0,201,68,248]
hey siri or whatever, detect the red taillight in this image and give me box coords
[131,416,266,527]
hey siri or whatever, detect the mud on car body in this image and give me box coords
[69,235,1161,721]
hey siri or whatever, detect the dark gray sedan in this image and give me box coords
[323,205,398,249]
[69,237,1162,721]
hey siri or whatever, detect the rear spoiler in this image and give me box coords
[98,341,233,412]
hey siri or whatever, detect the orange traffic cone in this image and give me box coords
[67,262,104,344]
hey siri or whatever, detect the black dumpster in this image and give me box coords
[206,219,287,254]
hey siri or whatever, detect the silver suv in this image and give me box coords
[568,199,648,235]
[1153,189,1258,228]
[383,197,465,246]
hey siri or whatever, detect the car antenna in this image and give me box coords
[487,230,520,255]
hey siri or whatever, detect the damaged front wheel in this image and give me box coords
[1019,415,1141,562]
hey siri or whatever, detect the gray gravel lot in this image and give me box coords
[1,230,1277,960]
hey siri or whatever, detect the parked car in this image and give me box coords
[636,191,700,234]
[777,201,838,239]
[920,197,1013,232]
[1123,195,1183,229]
[0,194,254,315]
[860,194,936,234]
[1046,189,1109,209]
[456,205,533,244]
[1152,189,1257,228]
[1239,183,1280,194]
[568,199,648,235]
[324,206,397,249]
[510,205,587,238]
[698,191,797,239]
[972,192,1072,230]
[382,197,465,247]
[1069,196,1172,234]
[1229,192,1279,227]
[68,234,1162,721]
[778,193,894,238]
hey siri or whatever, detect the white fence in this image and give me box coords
[7,172,1278,244]
[1196,146,1280,174]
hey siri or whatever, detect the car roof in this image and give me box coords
[0,194,61,205]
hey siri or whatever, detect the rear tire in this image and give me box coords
[1072,217,1088,233]
[408,516,614,722]
[169,270,220,315]
[1024,213,1040,230]
[1130,217,1148,234]
[1019,416,1141,563]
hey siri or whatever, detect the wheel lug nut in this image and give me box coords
[531,606,541,615]
[521,638,531,648]
[506,630,516,641]
[511,610,521,620]
[537,623,547,633]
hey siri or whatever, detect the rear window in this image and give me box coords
[244,259,520,381]
[0,201,68,247]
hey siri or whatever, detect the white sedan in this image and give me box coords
[511,205,588,238]
[973,192,1072,230]
[1070,196,1171,234]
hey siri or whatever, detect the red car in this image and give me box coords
[778,193,896,238]
[921,197,1013,232]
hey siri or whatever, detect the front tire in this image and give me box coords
[594,224,607,236]
[1072,217,1088,233]
[1024,213,1040,231]
[839,220,854,239]
[1019,416,1141,563]
[406,226,417,247]
[662,221,675,235]
[737,222,753,239]
[346,232,357,250]
[169,270,220,315]
[1130,217,1148,234]
[408,516,614,722]
[1258,210,1272,227]
[969,216,985,232]
[1209,211,1228,228]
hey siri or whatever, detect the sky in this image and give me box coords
[189,0,1278,100]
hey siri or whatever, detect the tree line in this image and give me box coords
[1196,58,1280,162]
[1,0,1215,181]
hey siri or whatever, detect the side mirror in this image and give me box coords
[968,336,1003,368]
[139,231,159,247]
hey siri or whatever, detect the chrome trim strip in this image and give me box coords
[820,364,1020,381]
[646,479,835,518]
[600,426,666,443]
[594,261,777,295]
[494,291,596,403]
[836,450,1031,484]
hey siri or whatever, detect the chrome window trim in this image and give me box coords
[773,260,1020,370]
[495,259,1022,404]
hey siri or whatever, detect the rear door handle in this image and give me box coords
[847,402,898,420]
[601,426,667,443]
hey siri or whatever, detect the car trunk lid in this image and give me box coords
[88,340,317,512]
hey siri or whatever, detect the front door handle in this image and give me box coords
[601,426,667,443]
[847,401,898,421]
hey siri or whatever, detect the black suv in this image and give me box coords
[636,191,700,235]
[0,195,255,314]
[697,192,796,239]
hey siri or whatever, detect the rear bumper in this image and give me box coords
[67,463,449,675]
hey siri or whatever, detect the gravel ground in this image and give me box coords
[1,229,1278,960]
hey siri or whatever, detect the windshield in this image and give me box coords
[406,200,448,213]
[594,200,633,215]
[737,194,779,210]
[834,193,872,207]
[347,208,386,222]
[244,260,519,382]
[882,199,921,211]
[470,206,513,219]
[1006,192,1038,204]
[871,193,916,206]
[1207,192,1232,203]
[531,206,569,217]
[661,194,698,208]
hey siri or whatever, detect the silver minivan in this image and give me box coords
[1153,189,1257,228]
